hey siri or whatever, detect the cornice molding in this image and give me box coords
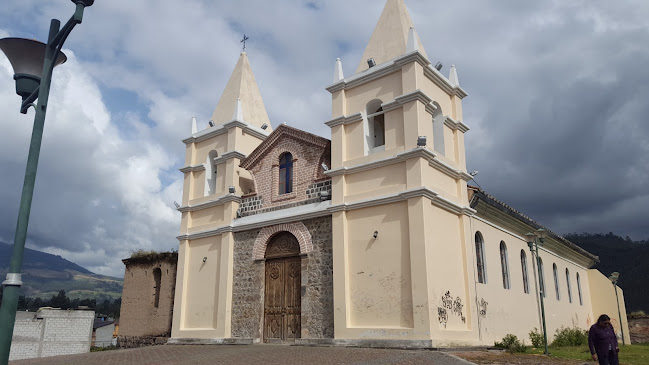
[177,194,241,213]
[325,50,467,101]
[328,187,475,216]
[325,147,472,182]
[179,164,206,173]
[177,202,331,240]
[214,151,246,165]
[423,65,468,100]
[182,119,269,145]
[325,113,363,128]
[444,116,470,133]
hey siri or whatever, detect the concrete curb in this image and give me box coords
[442,352,478,364]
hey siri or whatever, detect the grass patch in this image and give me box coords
[527,344,649,365]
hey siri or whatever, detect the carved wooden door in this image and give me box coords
[264,232,301,343]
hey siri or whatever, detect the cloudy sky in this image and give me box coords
[1,0,648,277]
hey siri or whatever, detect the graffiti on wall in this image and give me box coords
[478,298,488,317]
[438,291,466,326]
[438,307,448,327]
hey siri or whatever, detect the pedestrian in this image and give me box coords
[588,314,620,365]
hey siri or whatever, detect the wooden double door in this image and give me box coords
[264,232,301,343]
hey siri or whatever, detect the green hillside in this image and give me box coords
[0,242,123,301]
[564,232,649,313]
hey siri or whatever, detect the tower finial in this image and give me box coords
[233,98,244,121]
[191,115,197,134]
[406,26,419,53]
[334,58,344,82]
[449,64,459,87]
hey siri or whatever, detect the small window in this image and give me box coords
[521,250,529,294]
[566,268,572,303]
[205,150,218,196]
[432,103,445,155]
[475,232,486,284]
[153,268,162,308]
[365,99,385,153]
[577,272,583,305]
[500,241,510,289]
[553,263,561,301]
[279,152,293,194]
[538,257,546,297]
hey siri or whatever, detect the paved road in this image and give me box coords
[10,345,475,365]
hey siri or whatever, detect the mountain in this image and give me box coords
[0,242,123,300]
[564,233,649,313]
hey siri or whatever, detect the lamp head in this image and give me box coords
[609,272,620,283]
[524,232,537,245]
[0,38,67,100]
[71,0,94,6]
[534,228,548,240]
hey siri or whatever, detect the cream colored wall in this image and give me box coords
[346,202,413,328]
[193,134,229,166]
[188,207,225,233]
[470,218,595,345]
[425,205,471,334]
[344,163,407,200]
[588,269,631,344]
[343,71,402,115]
[182,236,222,329]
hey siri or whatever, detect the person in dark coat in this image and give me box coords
[588,314,620,365]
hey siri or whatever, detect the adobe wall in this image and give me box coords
[118,253,177,347]
[230,216,334,340]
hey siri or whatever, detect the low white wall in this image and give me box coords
[9,308,94,361]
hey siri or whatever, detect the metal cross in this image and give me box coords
[240,34,249,52]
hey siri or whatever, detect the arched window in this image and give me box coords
[538,257,546,297]
[432,102,445,155]
[577,272,583,305]
[566,268,572,303]
[365,99,385,153]
[153,268,162,308]
[553,263,561,301]
[475,232,486,284]
[279,152,293,194]
[521,250,529,294]
[500,241,510,289]
[205,150,218,196]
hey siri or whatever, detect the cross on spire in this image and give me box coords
[240,34,249,52]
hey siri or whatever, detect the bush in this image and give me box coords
[628,310,646,318]
[529,327,544,348]
[494,334,526,353]
[551,326,588,347]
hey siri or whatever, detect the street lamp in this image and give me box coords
[608,271,625,345]
[0,1,93,364]
[525,228,549,355]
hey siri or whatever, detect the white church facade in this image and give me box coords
[169,0,630,347]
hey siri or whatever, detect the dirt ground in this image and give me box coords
[453,351,593,365]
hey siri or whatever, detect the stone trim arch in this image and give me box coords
[252,222,313,260]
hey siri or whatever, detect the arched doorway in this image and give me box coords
[264,232,301,343]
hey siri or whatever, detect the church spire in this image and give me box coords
[210,52,272,131]
[356,0,428,73]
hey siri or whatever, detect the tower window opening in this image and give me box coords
[279,152,293,195]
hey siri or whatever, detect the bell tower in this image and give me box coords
[326,0,478,345]
[172,52,271,340]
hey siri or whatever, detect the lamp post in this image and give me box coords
[525,228,549,355]
[0,2,93,363]
[608,271,625,345]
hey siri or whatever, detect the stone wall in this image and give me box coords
[630,316,649,344]
[231,216,334,340]
[118,253,177,347]
[10,309,94,361]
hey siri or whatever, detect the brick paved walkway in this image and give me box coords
[9,345,475,365]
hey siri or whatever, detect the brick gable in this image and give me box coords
[238,125,331,216]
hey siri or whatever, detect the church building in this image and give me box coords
[169,0,630,347]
